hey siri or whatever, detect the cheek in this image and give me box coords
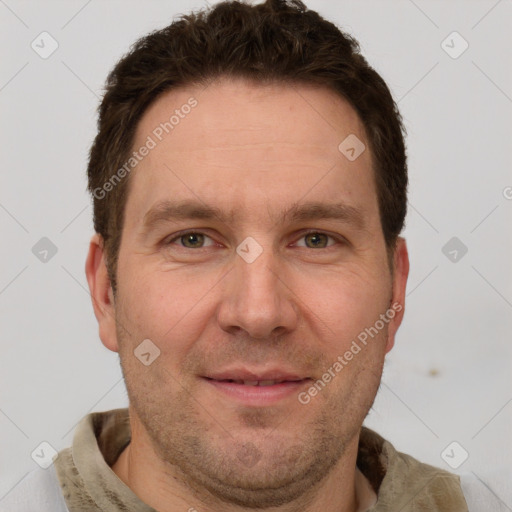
[296,269,389,338]
[117,267,217,354]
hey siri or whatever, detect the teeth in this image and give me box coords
[240,379,282,386]
[219,379,294,386]
[258,380,278,386]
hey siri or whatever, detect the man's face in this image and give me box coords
[92,77,408,507]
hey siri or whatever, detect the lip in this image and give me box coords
[205,368,306,382]
[202,368,312,406]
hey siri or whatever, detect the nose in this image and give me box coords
[216,244,299,340]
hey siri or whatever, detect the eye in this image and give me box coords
[163,230,343,251]
[295,231,341,249]
[164,231,215,249]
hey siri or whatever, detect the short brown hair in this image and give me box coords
[87,0,408,296]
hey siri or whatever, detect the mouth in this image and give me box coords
[206,377,306,386]
[201,375,312,406]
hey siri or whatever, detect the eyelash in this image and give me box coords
[163,229,345,250]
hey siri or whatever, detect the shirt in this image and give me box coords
[1,407,495,511]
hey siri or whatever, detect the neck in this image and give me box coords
[111,409,365,512]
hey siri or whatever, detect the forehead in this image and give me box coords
[123,77,378,229]
[136,77,368,156]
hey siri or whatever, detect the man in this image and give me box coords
[2,0,483,510]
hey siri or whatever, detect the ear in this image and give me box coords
[85,233,119,352]
[385,237,409,354]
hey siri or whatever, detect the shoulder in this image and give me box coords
[359,427,468,511]
[0,465,69,512]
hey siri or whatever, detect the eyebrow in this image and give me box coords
[141,199,367,234]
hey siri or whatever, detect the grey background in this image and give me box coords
[1,0,511,506]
